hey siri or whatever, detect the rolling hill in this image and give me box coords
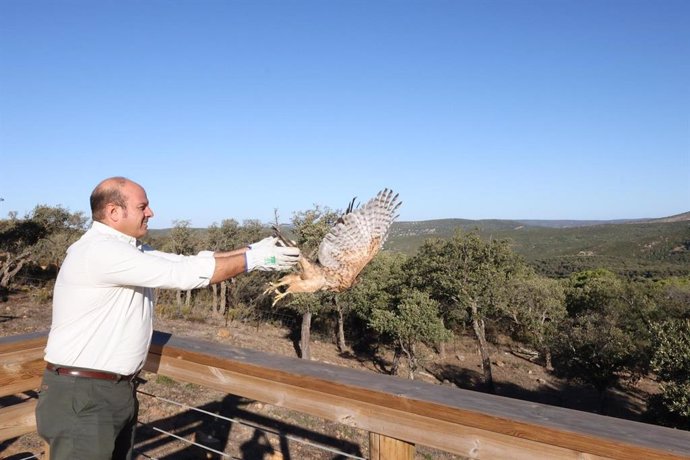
[148,212,690,279]
[385,214,690,279]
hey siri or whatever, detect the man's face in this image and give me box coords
[117,182,154,239]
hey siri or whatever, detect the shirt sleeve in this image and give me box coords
[87,240,216,290]
[139,244,216,261]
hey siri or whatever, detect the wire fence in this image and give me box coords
[2,385,367,460]
[136,389,367,460]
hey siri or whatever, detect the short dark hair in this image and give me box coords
[90,177,128,221]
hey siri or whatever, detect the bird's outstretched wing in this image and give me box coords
[264,189,401,304]
[317,189,401,289]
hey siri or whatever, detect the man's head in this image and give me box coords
[90,177,154,239]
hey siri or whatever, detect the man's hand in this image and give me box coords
[245,238,300,272]
[248,236,281,250]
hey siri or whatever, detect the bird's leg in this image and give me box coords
[263,272,303,299]
[263,282,282,297]
[263,256,308,305]
[263,275,291,296]
[262,280,293,306]
[271,290,291,306]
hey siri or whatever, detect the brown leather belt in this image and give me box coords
[46,363,137,382]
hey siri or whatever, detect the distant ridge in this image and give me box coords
[514,219,637,229]
[647,211,690,223]
[391,211,690,233]
[146,211,688,279]
[392,212,690,232]
[385,212,689,278]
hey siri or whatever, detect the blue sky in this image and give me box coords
[1,0,688,228]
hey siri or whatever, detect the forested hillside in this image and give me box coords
[387,216,690,279]
[147,213,690,279]
[151,213,690,279]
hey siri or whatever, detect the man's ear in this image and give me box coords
[104,203,122,224]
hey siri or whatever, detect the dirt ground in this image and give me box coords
[0,290,659,459]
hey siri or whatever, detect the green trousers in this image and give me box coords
[35,369,139,460]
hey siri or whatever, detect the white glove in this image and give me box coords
[248,236,281,250]
[245,241,300,272]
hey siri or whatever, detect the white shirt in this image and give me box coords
[45,221,215,375]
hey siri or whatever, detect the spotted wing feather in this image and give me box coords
[317,189,401,290]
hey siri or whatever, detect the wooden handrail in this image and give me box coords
[2,330,690,459]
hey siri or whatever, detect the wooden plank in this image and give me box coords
[0,348,46,397]
[0,399,37,442]
[0,358,44,397]
[0,331,47,353]
[2,330,689,460]
[146,351,619,459]
[369,433,415,460]
[147,331,690,460]
[0,347,45,365]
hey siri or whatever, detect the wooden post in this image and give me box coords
[369,432,415,460]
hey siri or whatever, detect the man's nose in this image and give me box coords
[146,207,154,218]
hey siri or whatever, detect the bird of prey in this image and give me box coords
[265,188,401,305]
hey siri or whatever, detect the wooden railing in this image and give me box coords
[2,330,690,459]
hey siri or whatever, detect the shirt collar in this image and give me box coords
[91,221,139,247]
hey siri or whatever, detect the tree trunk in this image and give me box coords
[185,290,192,313]
[211,284,219,317]
[401,341,417,380]
[544,349,554,371]
[220,281,227,317]
[176,290,183,316]
[0,251,31,289]
[436,317,447,358]
[436,341,446,360]
[390,347,402,376]
[300,311,312,360]
[470,302,495,393]
[334,297,346,353]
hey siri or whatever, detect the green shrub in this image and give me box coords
[650,319,690,427]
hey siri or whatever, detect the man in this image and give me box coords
[35,176,300,459]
